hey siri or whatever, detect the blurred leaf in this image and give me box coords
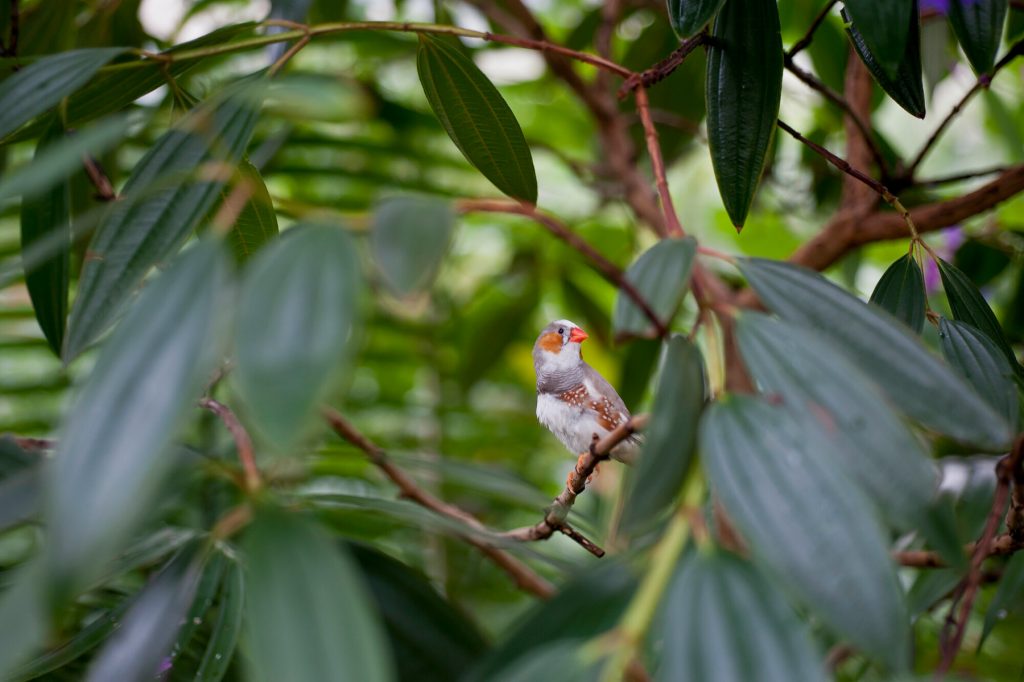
[706,0,783,228]
[806,15,849,93]
[953,239,1011,287]
[85,545,206,682]
[488,640,596,682]
[844,3,926,118]
[168,552,229,668]
[948,0,1007,75]
[869,253,926,333]
[612,237,696,341]
[225,160,279,263]
[938,318,1019,429]
[842,0,912,78]
[233,223,361,450]
[702,396,909,670]
[242,508,392,682]
[0,466,41,533]
[46,242,230,604]
[0,47,125,141]
[193,559,244,682]
[906,567,960,619]
[737,313,939,530]
[739,258,1013,450]
[982,90,1024,163]
[619,337,704,535]
[979,552,1024,650]
[416,35,537,203]
[1009,4,1024,41]
[657,549,826,682]
[617,337,661,411]
[371,195,454,297]
[350,544,488,681]
[66,80,262,360]
[938,257,1021,373]
[668,0,727,38]
[0,563,48,679]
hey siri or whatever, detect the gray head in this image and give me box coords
[533,319,588,393]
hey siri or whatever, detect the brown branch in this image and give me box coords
[917,165,1008,187]
[7,436,54,451]
[501,415,649,555]
[82,156,116,202]
[323,407,556,599]
[1006,436,1024,544]
[618,33,708,98]
[2,0,18,58]
[907,40,1024,179]
[456,198,670,338]
[786,0,839,58]
[635,86,684,237]
[895,533,1023,568]
[199,397,261,492]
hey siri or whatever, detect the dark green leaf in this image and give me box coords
[701,397,909,670]
[938,257,1020,372]
[619,337,704,535]
[168,552,229,668]
[938,318,1019,429]
[658,549,826,682]
[979,551,1024,650]
[416,35,537,203]
[706,0,783,228]
[844,2,926,118]
[739,258,1013,450]
[954,239,1011,287]
[869,253,926,333]
[350,544,488,681]
[737,312,939,530]
[842,0,912,78]
[489,640,596,682]
[668,0,727,38]
[46,242,230,604]
[948,0,1008,75]
[612,236,696,340]
[233,223,361,450]
[65,81,262,360]
[0,47,124,141]
[371,195,455,296]
[193,560,244,682]
[907,567,960,619]
[86,546,207,682]
[225,160,279,263]
[0,466,41,533]
[0,563,48,679]
[242,509,392,682]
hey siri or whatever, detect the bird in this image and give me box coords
[533,319,641,464]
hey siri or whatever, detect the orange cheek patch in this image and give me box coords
[539,332,563,353]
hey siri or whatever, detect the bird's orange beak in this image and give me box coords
[569,327,589,343]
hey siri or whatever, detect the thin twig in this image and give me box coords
[268,34,310,76]
[199,397,261,493]
[894,532,1023,568]
[3,0,19,59]
[916,165,1009,187]
[635,86,685,237]
[323,407,556,599]
[82,156,117,202]
[7,436,54,451]
[786,0,839,58]
[618,33,707,98]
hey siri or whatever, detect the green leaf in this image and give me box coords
[371,195,455,297]
[938,318,1019,429]
[869,253,926,334]
[168,552,229,667]
[612,236,696,340]
[619,337,704,535]
[233,223,362,450]
[739,258,1013,451]
[979,551,1024,650]
[0,47,124,141]
[844,2,926,118]
[948,0,1008,75]
[416,35,537,203]
[706,0,783,228]
[193,559,244,682]
[938,257,1020,372]
[701,396,910,670]
[46,242,230,604]
[65,80,262,360]
[658,550,826,682]
[842,0,912,79]
[0,563,48,680]
[668,0,727,38]
[350,544,489,681]
[85,546,207,682]
[488,640,596,682]
[225,160,279,263]
[242,508,392,682]
[0,466,41,533]
[736,313,938,530]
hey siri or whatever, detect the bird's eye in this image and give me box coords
[558,327,565,335]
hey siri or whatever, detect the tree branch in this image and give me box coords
[635,86,685,237]
[618,33,707,97]
[199,397,261,492]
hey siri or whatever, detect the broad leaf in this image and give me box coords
[869,253,926,333]
[242,509,392,682]
[371,195,455,296]
[706,0,783,228]
[658,550,826,682]
[233,223,361,449]
[979,551,1024,650]
[193,559,244,682]
[46,242,230,604]
[842,0,912,78]
[619,336,705,534]
[0,564,48,680]
[938,257,1020,372]
[948,0,1008,75]
[416,35,537,204]
[0,466,41,533]
[612,236,696,340]
[225,160,279,263]
[0,47,124,141]
[702,397,910,670]
[844,2,926,118]
[739,258,1013,450]
[668,0,727,38]
[939,318,1019,429]
[66,80,262,360]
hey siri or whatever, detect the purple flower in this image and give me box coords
[924,225,965,293]
[921,0,950,14]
